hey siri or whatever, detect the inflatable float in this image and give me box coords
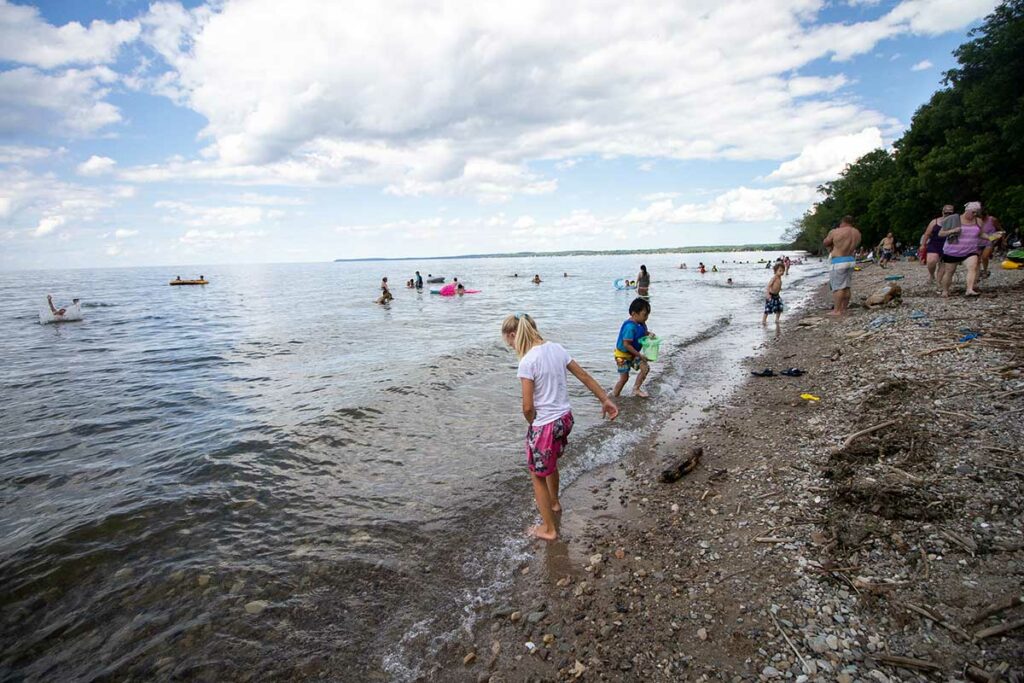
[431,284,480,296]
[40,301,83,324]
[1002,260,1020,270]
[426,276,445,283]
[613,278,637,290]
[170,279,208,286]
[1006,249,1024,264]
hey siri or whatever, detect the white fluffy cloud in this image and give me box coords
[155,200,279,227]
[122,0,995,199]
[0,66,121,135]
[0,145,61,164]
[911,59,934,71]
[114,228,138,239]
[0,0,139,68]
[77,155,117,176]
[0,167,120,228]
[767,127,884,185]
[32,214,65,237]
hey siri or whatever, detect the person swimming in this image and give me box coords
[532,274,542,284]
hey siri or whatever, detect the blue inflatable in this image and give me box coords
[613,278,636,290]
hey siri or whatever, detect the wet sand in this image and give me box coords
[428,257,1024,681]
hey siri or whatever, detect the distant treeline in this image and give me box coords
[335,243,791,262]
[788,0,1023,254]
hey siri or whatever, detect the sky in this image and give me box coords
[0,0,1002,270]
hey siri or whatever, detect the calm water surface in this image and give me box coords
[0,253,826,680]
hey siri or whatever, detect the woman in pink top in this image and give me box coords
[977,210,1002,279]
[938,201,1001,297]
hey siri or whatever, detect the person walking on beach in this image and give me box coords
[922,205,954,286]
[878,232,896,268]
[636,264,650,296]
[612,297,655,398]
[762,263,785,326]
[939,201,1002,297]
[823,216,861,317]
[501,313,618,541]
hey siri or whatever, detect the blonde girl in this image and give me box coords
[501,313,618,541]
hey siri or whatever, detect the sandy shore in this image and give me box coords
[427,257,1024,682]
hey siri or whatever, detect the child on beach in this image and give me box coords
[613,298,654,398]
[502,313,618,541]
[762,263,784,325]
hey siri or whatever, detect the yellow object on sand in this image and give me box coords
[853,266,862,271]
[1002,260,1020,270]
[800,393,821,402]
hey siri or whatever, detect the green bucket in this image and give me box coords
[639,336,661,361]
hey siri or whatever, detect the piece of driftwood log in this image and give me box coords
[969,595,1023,625]
[903,603,970,640]
[874,654,941,671]
[658,447,703,483]
[973,617,1024,641]
[841,420,897,450]
[964,665,998,683]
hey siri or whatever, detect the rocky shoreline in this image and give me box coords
[427,258,1024,682]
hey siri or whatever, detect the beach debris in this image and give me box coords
[462,652,476,666]
[968,595,1024,625]
[973,618,1024,641]
[866,314,897,330]
[799,393,820,401]
[524,641,536,653]
[840,419,897,450]
[658,446,703,483]
[865,283,902,308]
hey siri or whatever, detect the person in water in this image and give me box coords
[636,264,650,296]
[711,265,718,273]
[174,275,182,282]
[379,276,393,303]
[47,294,67,316]
[726,277,733,285]
[763,263,785,326]
[613,297,654,398]
[532,274,542,284]
[501,313,618,541]
[698,262,706,274]
[679,263,687,269]
[415,271,423,290]
[456,283,466,296]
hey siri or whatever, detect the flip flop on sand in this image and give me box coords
[780,368,805,377]
[750,368,775,377]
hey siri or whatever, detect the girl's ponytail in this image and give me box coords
[501,313,544,358]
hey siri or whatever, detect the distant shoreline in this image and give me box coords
[334,243,793,263]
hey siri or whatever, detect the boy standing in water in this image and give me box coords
[613,298,654,398]
[762,263,784,325]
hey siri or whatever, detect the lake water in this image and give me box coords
[0,252,827,680]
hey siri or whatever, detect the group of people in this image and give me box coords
[501,294,656,540]
[920,202,1005,297]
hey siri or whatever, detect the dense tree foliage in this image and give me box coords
[789,0,1023,253]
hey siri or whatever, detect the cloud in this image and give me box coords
[179,228,266,246]
[33,215,65,237]
[0,0,139,68]
[237,192,305,205]
[0,145,61,164]
[155,200,273,227]
[767,127,884,185]
[77,155,117,176]
[911,59,933,71]
[126,0,994,198]
[114,228,138,239]
[0,66,122,135]
[623,185,820,225]
[641,191,681,202]
[0,166,120,225]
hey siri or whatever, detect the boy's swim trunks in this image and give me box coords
[525,411,573,477]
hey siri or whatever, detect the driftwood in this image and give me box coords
[969,595,1023,625]
[658,447,703,483]
[769,611,807,671]
[903,602,970,640]
[973,617,1024,641]
[964,665,999,683]
[874,654,941,672]
[841,420,897,450]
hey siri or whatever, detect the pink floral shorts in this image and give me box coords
[525,411,574,477]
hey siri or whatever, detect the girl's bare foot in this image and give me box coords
[633,388,649,398]
[528,525,557,541]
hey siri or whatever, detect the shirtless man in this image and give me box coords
[823,216,862,317]
[878,232,896,268]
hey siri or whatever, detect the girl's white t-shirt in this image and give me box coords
[517,342,573,426]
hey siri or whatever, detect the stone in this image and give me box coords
[510,611,521,623]
[463,652,476,666]
[836,673,853,683]
[490,605,513,619]
[762,665,782,678]
[197,575,211,587]
[589,553,603,566]
[244,600,268,615]
[526,611,545,624]
[808,635,828,654]
[697,628,708,641]
[826,634,839,650]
